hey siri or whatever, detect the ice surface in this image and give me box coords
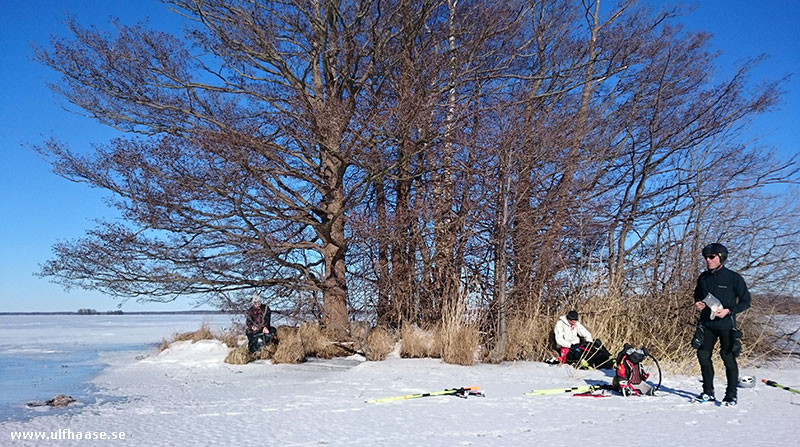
[0,314,236,422]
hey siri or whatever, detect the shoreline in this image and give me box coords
[1,346,150,423]
[0,314,236,423]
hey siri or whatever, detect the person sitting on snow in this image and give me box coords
[554,310,595,365]
[245,294,278,353]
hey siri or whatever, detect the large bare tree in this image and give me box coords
[35,1,797,346]
[35,0,414,337]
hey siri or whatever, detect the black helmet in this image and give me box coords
[566,310,579,321]
[702,243,728,264]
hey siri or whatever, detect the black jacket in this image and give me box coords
[693,266,751,330]
[245,305,271,335]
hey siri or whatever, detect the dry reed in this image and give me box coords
[545,292,794,374]
[365,326,395,361]
[299,322,328,356]
[350,320,371,349]
[432,291,481,365]
[501,313,553,361]
[257,342,278,360]
[224,344,251,365]
[438,322,479,366]
[160,291,796,371]
[298,322,353,359]
[400,324,434,358]
[272,326,306,364]
[170,321,216,343]
[215,329,241,349]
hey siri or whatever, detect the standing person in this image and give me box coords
[693,243,751,406]
[246,294,277,353]
[554,310,594,365]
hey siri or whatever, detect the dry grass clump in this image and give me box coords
[317,342,355,358]
[171,321,216,343]
[161,323,248,354]
[160,321,218,351]
[299,323,328,353]
[734,304,799,369]
[158,338,170,352]
[224,344,252,365]
[566,297,752,375]
[298,322,353,358]
[365,326,395,361]
[224,333,278,364]
[438,322,479,366]
[350,320,371,350]
[235,323,358,365]
[273,326,306,364]
[400,324,436,358]
[501,313,553,361]
[216,328,242,349]
[162,320,248,359]
[256,342,278,360]
[555,292,787,374]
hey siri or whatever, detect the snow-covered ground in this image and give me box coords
[1,315,799,446]
[0,314,238,423]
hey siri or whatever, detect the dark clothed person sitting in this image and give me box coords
[246,295,277,353]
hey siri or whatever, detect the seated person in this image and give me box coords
[553,310,609,367]
[245,294,278,353]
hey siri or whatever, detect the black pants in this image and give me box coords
[697,326,738,399]
[564,341,612,368]
[247,327,277,353]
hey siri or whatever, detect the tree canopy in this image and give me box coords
[36,1,798,340]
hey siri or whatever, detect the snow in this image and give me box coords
[1,315,799,446]
[0,314,237,423]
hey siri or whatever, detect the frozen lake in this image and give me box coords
[0,314,237,422]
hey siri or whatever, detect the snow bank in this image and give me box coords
[141,340,230,366]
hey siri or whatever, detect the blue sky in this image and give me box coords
[1,1,798,312]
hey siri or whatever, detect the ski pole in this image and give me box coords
[525,385,606,396]
[366,386,482,403]
[762,379,800,395]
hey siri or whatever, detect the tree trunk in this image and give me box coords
[487,153,512,363]
[375,176,392,326]
[320,179,350,338]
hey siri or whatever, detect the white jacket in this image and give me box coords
[554,315,593,348]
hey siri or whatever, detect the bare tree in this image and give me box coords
[35,0,414,337]
[34,0,797,350]
[598,28,794,297]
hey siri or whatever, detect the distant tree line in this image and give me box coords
[76,309,124,315]
[36,0,798,345]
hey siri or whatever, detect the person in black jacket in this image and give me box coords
[245,294,277,353]
[693,243,751,406]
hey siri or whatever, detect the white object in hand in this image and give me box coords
[703,293,723,320]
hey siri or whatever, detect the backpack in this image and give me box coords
[613,344,656,396]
